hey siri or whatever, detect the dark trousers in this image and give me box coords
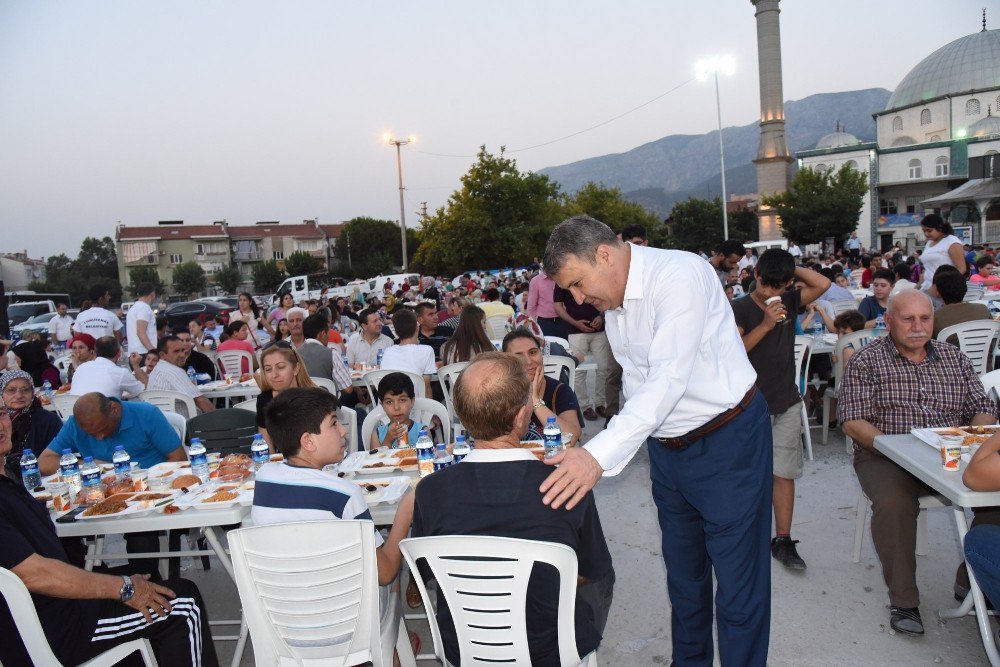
[647,392,772,666]
[76,578,219,667]
[536,316,568,340]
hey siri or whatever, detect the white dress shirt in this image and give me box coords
[48,314,75,343]
[146,361,201,399]
[345,332,394,367]
[69,356,145,398]
[584,245,757,476]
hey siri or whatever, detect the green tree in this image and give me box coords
[172,261,207,297]
[334,217,417,278]
[566,182,663,240]
[214,265,244,294]
[762,163,868,246]
[34,237,122,305]
[127,266,166,296]
[412,147,566,274]
[731,208,760,244]
[664,197,728,252]
[283,250,322,277]
[251,260,286,293]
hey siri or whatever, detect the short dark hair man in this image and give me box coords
[708,239,745,284]
[620,224,648,245]
[931,266,992,339]
[73,283,123,342]
[345,308,393,368]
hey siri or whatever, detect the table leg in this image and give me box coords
[938,507,1000,667]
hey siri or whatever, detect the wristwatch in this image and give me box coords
[119,575,135,603]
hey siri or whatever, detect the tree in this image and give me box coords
[127,266,166,296]
[214,265,244,294]
[334,217,416,278]
[283,250,322,277]
[566,182,663,240]
[172,261,207,297]
[762,163,868,246]
[731,208,760,244]
[251,260,286,293]
[412,147,567,274]
[33,238,122,306]
[664,197,727,252]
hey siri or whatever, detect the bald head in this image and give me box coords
[73,392,122,440]
[453,352,531,442]
[887,288,932,316]
[884,288,934,356]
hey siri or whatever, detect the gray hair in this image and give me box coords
[543,215,619,277]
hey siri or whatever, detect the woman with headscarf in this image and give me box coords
[0,370,64,479]
[66,333,96,383]
[12,341,60,390]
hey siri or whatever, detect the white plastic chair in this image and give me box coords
[362,369,426,402]
[137,390,199,420]
[50,393,79,420]
[979,369,1000,402]
[53,355,73,384]
[937,320,1000,375]
[793,335,814,461]
[361,397,451,448]
[339,406,359,453]
[0,567,158,666]
[848,289,871,302]
[965,283,986,302]
[821,330,888,446]
[399,535,598,667]
[310,376,340,394]
[828,299,859,316]
[162,410,187,444]
[484,314,511,340]
[544,335,571,351]
[233,398,258,412]
[436,362,469,426]
[216,349,253,379]
[543,355,576,394]
[227,521,414,667]
[853,492,950,563]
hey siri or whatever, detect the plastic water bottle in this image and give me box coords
[20,449,41,490]
[80,456,105,505]
[112,445,132,481]
[189,438,210,483]
[341,352,349,369]
[416,428,434,477]
[452,435,470,463]
[543,417,564,459]
[875,314,886,330]
[811,318,824,341]
[42,380,53,399]
[60,448,82,494]
[186,366,197,384]
[251,433,269,471]
[433,443,453,472]
[376,349,384,367]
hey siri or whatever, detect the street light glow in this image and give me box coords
[694,55,736,80]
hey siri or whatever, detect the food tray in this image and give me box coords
[353,477,410,504]
[911,426,1000,450]
[341,449,418,474]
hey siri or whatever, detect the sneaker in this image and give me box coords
[583,408,599,421]
[770,536,807,570]
[889,606,924,636]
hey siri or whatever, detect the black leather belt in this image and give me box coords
[654,386,758,450]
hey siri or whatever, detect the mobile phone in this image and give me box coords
[56,507,87,523]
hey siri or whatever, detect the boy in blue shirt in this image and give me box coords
[371,373,426,449]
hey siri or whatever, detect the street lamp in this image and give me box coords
[695,55,735,241]
[384,133,416,272]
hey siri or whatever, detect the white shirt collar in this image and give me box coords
[622,243,645,302]
[463,447,538,463]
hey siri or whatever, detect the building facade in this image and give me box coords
[0,252,47,291]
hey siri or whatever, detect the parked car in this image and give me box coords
[7,300,57,329]
[11,312,65,343]
[162,301,232,333]
[196,296,240,309]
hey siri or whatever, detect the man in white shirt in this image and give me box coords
[125,283,157,355]
[379,309,436,397]
[345,308,393,367]
[146,335,214,416]
[73,284,124,342]
[787,241,803,260]
[737,247,758,271]
[70,336,147,398]
[47,302,74,350]
[539,215,772,666]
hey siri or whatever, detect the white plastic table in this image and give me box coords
[874,434,1000,666]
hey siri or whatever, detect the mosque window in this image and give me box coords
[907,159,922,179]
[967,99,981,116]
[930,135,941,142]
[935,156,949,177]
[814,163,827,172]
[845,160,858,170]
[879,198,898,216]
[920,109,931,125]
[892,116,903,132]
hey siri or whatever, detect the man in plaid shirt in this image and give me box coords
[839,289,999,636]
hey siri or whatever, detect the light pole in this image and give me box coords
[695,56,735,241]
[384,134,416,272]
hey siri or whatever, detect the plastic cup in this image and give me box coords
[939,435,963,471]
[49,482,71,512]
[132,469,149,491]
[765,296,787,323]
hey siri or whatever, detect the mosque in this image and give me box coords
[794,15,1000,253]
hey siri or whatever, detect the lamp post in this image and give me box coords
[384,134,416,272]
[695,56,735,241]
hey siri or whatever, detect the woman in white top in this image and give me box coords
[919,213,966,291]
[229,292,272,350]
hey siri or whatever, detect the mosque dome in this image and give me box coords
[969,107,1000,137]
[816,131,861,149]
[886,28,1000,110]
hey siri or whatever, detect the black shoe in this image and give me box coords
[955,581,970,602]
[770,536,807,570]
[889,606,924,636]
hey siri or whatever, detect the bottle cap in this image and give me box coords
[547,416,557,423]
[23,448,33,455]
[435,443,446,449]
[62,448,72,455]
[83,456,93,463]
[114,445,124,451]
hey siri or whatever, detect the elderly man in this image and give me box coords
[412,352,614,666]
[146,335,214,415]
[0,402,217,667]
[285,306,308,349]
[346,307,394,367]
[839,289,999,636]
[69,336,147,398]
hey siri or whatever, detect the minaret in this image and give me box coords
[751,0,793,241]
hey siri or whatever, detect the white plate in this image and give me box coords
[77,502,155,520]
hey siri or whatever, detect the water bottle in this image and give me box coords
[875,314,885,330]
[376,349,384,367]
[811,318,824,341]
[42,380,53,398]
[452,434,470,463]
[341,352,349,369]
[20,449,41,490]
[251,433,269,471]
[189,438,210,483]
[543,417,564,459]
[416,428,434,477]
[60,448,82,494]
[80,456,105,505]
[112,445,132,481]
[186,366,197,384]
[433,443,453,472]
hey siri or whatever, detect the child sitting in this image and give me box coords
[371,372,426,449]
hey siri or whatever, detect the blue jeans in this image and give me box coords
[647,391,772,666]
[965,524,1000,608]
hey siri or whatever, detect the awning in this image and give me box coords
[922,178,1000,206]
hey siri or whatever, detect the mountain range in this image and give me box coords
[538,88,892,217]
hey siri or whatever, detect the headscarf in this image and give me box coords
[69,333,96,351]
[11,342,52,388]
[0,370,39,466]
[0,370,34,417]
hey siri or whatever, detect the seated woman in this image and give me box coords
[66,333,96,384]
[501,329,582,446]
[12,341,61,390]
[0,370,64,478]
[439,305,495,365]
[255,344,317,450]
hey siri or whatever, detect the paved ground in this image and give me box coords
[147,422,992,666]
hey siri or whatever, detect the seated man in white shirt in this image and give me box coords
[379,309,436,398]
[145,335,214,416]
[69,336,147,399]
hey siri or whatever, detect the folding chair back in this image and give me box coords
[137,390,198,420]
[361,398,450,448]
[216,350,253,379]
[51,393,79,420]
[436,362,469,425]
[937,320,1000,375]
[187,408,258,456]
[363,369,426,402]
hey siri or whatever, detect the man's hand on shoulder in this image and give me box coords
[539,447,603,510]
